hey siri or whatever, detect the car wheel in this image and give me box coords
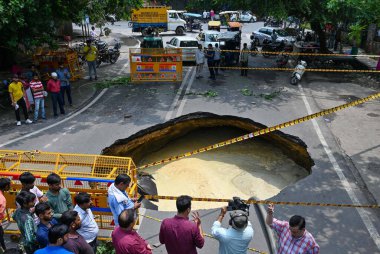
[176,27,185,35]
[250,18,254,23]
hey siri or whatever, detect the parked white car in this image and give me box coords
[252,27,296,45]
[196,30,221,48]
[239,11,257,22]
[166,36,199,62]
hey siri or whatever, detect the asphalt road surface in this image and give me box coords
[1,20,379,253]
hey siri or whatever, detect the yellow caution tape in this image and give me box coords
[144,195,380,209]
[123,49,380,57]
[217,66,380,73]
[138,92,380,170]
[139,213,267,254]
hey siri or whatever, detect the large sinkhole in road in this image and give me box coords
[103,112,314,211]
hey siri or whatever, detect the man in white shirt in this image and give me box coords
[90,26,98,41]
[73,192,99,253]
[195,44,206,79]
[211,206,254,254]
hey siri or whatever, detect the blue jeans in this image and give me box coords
[50,92,65,116]
[34,98,46,120]
[87,60,97,78]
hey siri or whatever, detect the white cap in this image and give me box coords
[51,72,58,77]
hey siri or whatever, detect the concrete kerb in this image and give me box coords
[251,196,277,254]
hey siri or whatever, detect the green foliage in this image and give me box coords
[240,88,253,96]
[95,76,131,89]
[96,241,115,254]
[348,23,366,46]
[0,0,143,53]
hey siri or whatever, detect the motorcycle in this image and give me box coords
[276,52,289,67]
[96,40,121,67]
[249,35,259,56]
[290,60,307,85]
[261,39,292,58]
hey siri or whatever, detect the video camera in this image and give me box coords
[227,197,250,214]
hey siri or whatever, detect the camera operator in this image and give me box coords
[211,206,254,254]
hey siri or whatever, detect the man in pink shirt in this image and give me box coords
[47,72,65,117]
[159,195,204,254]
[112,209,152,254]
[266,204,319,254]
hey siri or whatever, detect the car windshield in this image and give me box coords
[206,33,219,42]
[276,30,289,36]
[180,41,199,47]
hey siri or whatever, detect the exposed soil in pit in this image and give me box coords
[140,127,309,211]
[103,112,314,211]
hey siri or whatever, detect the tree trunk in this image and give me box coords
[311,21,327,52]
[366,23,376,53]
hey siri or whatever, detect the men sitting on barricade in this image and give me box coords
[0,178,11,251]
[46,173,73,219]
[61,210,94,254]
[159,195,204,254]
[12,191,39,254]
[73,193,99,253]
[211,206,254,254]
[266,204,320,254]
[34,224,73,254]
[18,172,47,212]
[108,174,141,226]
[35,202,58,248]
[111,209,152,254]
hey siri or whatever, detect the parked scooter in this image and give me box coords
[290,60,307,85]
[96,40,121,67]
[249,35,259,56]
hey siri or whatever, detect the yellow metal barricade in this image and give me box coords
[129,48,183,82]
[0,150,138,230]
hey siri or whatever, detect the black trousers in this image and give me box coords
[14,97,29,121]
[241,61,248,76]
[208,61,215,79]
[51,92,65,116]
[60,85,72,106]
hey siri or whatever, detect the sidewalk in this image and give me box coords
[0,78,97,131]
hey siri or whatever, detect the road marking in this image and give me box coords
[137,208,146,233]
[175,66,197,117]
[117,60,130,75]
[0,89,108,148]
[298,84,380,249]
[165,67,193,121]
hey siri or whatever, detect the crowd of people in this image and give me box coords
[195,43,250,80]
[5,64,73,126]
[0,171,319,254]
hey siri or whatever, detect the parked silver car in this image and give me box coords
[252,27,296,45]
[166,36,199,62]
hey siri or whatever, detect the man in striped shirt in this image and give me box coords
[266,204,319,254]
[29,75,46,121]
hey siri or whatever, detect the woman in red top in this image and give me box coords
[47,72,65,117]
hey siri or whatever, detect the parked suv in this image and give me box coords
[252,27,296,45]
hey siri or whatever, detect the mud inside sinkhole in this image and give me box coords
[103,112,314,211]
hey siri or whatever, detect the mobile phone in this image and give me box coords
[137,195,145,203]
